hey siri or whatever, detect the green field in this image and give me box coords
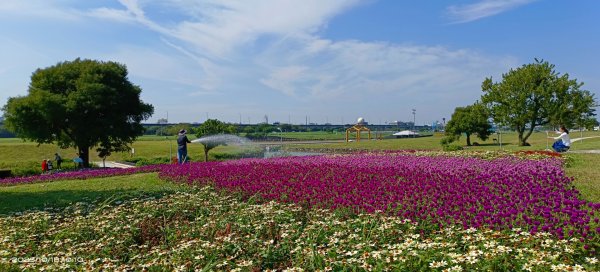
[282,130,599,152]
[0,173,183,214]
[0,135,261,175]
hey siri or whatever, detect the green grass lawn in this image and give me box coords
[566,153,600,203]
[0,136,259,174]
[0,173,185,215]
[286,130,600,152]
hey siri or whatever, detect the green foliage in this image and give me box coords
[440,135,458,145]
[2,59,154,167]
[196,119,236,137]
[195,119,237,161]
[481,59,596,146]
[442,144,464,151]
[163,124,196,136]
[445,103,492,146]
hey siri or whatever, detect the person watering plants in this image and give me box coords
[177,129,191,164]
[548,125,571,152]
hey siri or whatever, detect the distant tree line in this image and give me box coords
[143,123,346,137]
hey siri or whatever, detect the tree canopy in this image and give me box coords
[195,119,237,161]
[2,59,154,167]
[444,103,492,146]
[481,59,596,146]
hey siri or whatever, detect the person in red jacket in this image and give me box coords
[41,159,48,172]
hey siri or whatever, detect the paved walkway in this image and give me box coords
[568,150,600,154]
[571,135,600,143]
[92,161,135,169]
[566,136,600,154]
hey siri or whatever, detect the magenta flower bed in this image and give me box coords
[0,164,164,186]
[159,153,599,240]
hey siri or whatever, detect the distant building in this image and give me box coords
[157,118,168,124]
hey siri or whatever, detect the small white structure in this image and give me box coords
[393,130,420,138]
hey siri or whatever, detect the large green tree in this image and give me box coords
[481,59,596,146]
[2,59,154,167]
[445,103,492,146]
[196,119,236,162]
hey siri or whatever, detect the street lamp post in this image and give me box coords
[412,109,416,138]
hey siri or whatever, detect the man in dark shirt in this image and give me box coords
[177,129,191,164]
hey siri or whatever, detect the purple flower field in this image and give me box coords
[159,152,599,242]
[0,164,163,186]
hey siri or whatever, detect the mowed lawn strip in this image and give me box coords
[0,173,185,215]
[288,131,600,152]
[566,153,600,203]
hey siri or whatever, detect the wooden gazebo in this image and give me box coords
[345,122,371,142]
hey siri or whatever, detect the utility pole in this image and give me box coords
[412,109,416,138]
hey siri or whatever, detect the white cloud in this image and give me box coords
[102,45,214,90]
[85,0,518,117]
[258,36,517,104]
[90,0,362,60]
[260,66,309,97]
[446,0,538,23]
[0,0,82,20]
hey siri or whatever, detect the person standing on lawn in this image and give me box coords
[41,159,48,172]
[54,153,63,169]
[177,129,191,164]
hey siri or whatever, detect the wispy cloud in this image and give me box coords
[447,0,538,23]
[258,36,517,103]
[0,0,82,20]
[87,0,518,114]
[89,0,361,60]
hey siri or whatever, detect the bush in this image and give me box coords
[442,144,464,151]
[440,135,458,145]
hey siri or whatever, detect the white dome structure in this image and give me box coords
[357,117,364,124]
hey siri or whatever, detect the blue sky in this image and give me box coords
[1,0,598,125]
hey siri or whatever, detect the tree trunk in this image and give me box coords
[517,129,526,146]
[466,133,472,146]
[204,149,209,162]
[78,146,90,168]
[522,123,536,146]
